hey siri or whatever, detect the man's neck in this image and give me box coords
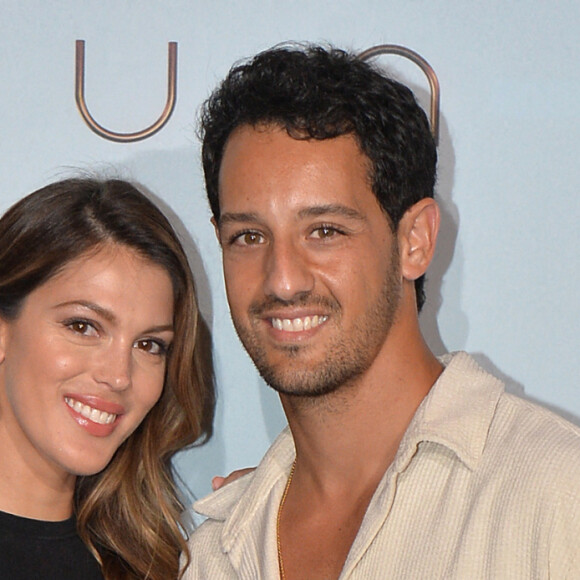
[276,319,442,580]
[280,322,442,496]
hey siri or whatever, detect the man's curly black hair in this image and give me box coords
[199,43,437,311]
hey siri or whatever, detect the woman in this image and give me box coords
[0,178,214,579]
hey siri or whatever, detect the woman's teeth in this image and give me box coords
[65,397,117,425]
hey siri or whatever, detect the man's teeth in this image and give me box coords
[272,315,328,332]
[65,397,117,425]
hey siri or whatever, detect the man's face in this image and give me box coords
[216,125,402,397]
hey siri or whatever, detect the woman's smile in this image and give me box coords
[0,244,174,478]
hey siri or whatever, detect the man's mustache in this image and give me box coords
[249,293,340,317]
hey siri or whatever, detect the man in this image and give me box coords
[186,44,580,578]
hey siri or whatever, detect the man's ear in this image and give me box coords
[397,198,440,281]
[211,217,221,245]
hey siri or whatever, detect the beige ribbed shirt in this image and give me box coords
[184,352,580,579]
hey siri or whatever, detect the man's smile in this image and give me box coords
[270,315,329,332]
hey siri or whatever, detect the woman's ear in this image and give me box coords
[0,318,7,364]
[397,198,440,281]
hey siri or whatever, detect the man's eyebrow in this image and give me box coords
[219,205,367,226]
[298,204,367,222]
[218,212,260,227]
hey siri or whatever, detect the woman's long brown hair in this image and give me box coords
[0,178,215,578]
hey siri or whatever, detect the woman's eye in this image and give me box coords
[135,339,168,356]
[67,320,98,336]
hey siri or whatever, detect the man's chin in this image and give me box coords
[257,363,360,399]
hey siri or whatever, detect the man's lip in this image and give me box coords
[265,313,329,333]
[260,308,329,320]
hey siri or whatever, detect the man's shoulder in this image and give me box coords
[184,428,295,577]
[183,467,254,577]
[184,515,236,579]
[499,388,580,436]
[491,389,580,477]
[192,468,256,523]
[193,427,294,521]
[427,352,580,485]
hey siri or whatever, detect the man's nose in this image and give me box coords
[263,239,315,301]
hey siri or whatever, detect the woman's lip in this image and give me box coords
[64,401,120,437]
[64,394,125,415]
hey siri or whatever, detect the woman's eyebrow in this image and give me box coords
[53,300,174,333]
[54,300,116,322]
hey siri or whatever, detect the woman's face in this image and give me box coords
[0,244,174,481]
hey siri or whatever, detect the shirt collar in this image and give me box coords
[194,427,294,533]
[193,352,504,554]
[393,351,504,473]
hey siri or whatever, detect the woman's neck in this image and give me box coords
[0,424,75,521]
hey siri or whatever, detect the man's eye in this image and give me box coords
[311,226,342,239]
[232,231,264,246]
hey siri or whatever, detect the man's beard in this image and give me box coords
[231,248,402,399]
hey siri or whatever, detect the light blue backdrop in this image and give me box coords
[1,1,578,502]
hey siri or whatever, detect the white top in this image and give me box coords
[184,352,580,579]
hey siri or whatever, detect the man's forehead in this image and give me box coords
[219,126,370,195]
[220,123,365,170]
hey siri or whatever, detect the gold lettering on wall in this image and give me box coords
[74,40,178,143]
